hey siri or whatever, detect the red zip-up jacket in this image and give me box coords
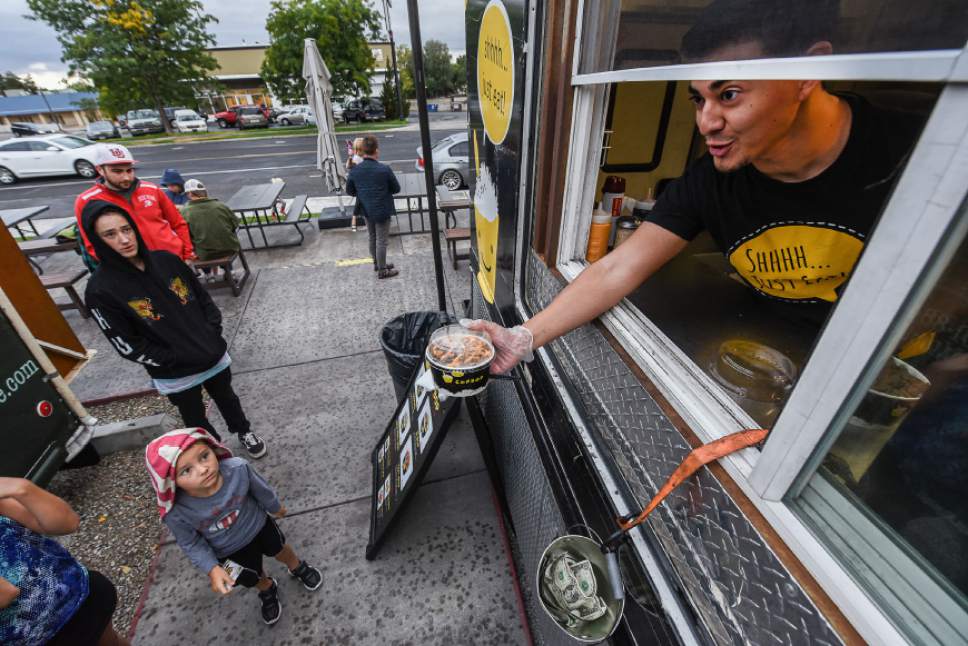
[74,179,195,261]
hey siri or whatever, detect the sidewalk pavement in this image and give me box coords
[42,211,527,644]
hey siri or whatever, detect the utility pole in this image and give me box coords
[38,90,63,132]
[383,0,405,120]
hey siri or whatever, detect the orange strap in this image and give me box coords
[617,428,769,532]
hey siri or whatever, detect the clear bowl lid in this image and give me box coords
[712,340,796,403]
[426,325,495,370]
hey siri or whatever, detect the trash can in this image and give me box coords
[380,311,457,401]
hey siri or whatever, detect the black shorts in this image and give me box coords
[222,515,286,587]
[47,570,117,646]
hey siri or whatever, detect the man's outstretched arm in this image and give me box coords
[469,222,688,372]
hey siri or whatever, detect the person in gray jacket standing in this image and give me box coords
[346,135,400,278]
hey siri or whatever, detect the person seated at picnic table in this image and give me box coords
[160,168,188,206]
[180,179,241,279]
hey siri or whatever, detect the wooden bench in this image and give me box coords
[193,248,250,297]
[40,268,89,318]
[444,227,471,270]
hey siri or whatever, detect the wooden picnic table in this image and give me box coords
[435,186,471,228]
[2,205,50,238]
[392,173,433,236]
[17,238,79,275]
[435,185,472,269]
[225,182,299,250]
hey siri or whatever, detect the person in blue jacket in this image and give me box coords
[160,168,188,205]
[346,135,400,278]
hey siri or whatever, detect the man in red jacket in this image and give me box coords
[74,144,195,263]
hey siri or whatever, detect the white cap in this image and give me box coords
[184,178,205,192]
[93,143,136,166]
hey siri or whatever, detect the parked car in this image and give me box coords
[276,106,314,126]
[124,109,164,135]
[236,106,269,129]
[415,131,470,190]
[212,105,270,128]
[332,101,344,122]
[172,109,207,133]
[85,120,120,140]
[343,98,385,123]
[0,134,98,185]
[10,122,59,137]
[162,106,188,127]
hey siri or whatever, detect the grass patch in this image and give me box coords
[101,120,409,147]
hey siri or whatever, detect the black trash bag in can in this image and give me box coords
[380,311,457,401]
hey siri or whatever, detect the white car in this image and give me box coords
[0,134,99,185]
[172,109,207,133]
[276,106,313,126]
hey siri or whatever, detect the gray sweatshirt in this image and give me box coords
[163,457,281,573]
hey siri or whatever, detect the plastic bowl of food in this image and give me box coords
[425,324,495,397]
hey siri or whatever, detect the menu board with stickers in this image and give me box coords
[366,358,461,559]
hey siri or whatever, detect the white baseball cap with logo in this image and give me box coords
[183,178,206,192]
[93,143,137,167]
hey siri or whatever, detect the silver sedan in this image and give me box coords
[415,131,469,190]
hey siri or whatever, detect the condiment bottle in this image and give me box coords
[600,175,626,216]
[586,207,611,262]
[601,175,626,247]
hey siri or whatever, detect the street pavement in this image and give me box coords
[34,203,529,643]
[0,112,468,221]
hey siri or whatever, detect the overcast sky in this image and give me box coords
[3,0,466,90]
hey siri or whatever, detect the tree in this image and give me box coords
[27,0,219,133]
[396,45,415,99]
[396,41,458,99]
[422,40,454,98]
[262,0,382,104]
[380,77,408,120]
[452,54,467,95]
[0,72,40,95]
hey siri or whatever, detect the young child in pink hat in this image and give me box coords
[145,428,321,626]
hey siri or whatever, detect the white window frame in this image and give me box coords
[549,10,968,644]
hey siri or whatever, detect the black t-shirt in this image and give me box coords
[646,94,925,305]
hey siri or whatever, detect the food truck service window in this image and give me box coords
[545,0,968,642]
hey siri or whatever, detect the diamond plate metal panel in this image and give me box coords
[523,251,842,646]
[473,286,576,646]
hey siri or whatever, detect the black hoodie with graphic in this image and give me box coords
[81,200,227,379]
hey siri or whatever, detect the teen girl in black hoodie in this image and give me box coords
[82,200,267,458]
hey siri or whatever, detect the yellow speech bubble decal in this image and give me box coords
[477,0,514,145]
[727,225,863,302]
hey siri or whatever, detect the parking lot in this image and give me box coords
[0,113,467,220]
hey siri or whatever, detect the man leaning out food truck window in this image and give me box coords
[468,0,926,374]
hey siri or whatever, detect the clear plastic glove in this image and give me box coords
[461,319,534,374]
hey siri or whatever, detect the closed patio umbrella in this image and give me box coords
[302,38,347,218]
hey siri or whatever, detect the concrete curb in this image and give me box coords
[91,412,179,455]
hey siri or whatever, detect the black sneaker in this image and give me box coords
[258,578,282,625]
[288,561,322,591]
[373,263,395,271]
[238,431,267,459]
[378,268,399,279]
